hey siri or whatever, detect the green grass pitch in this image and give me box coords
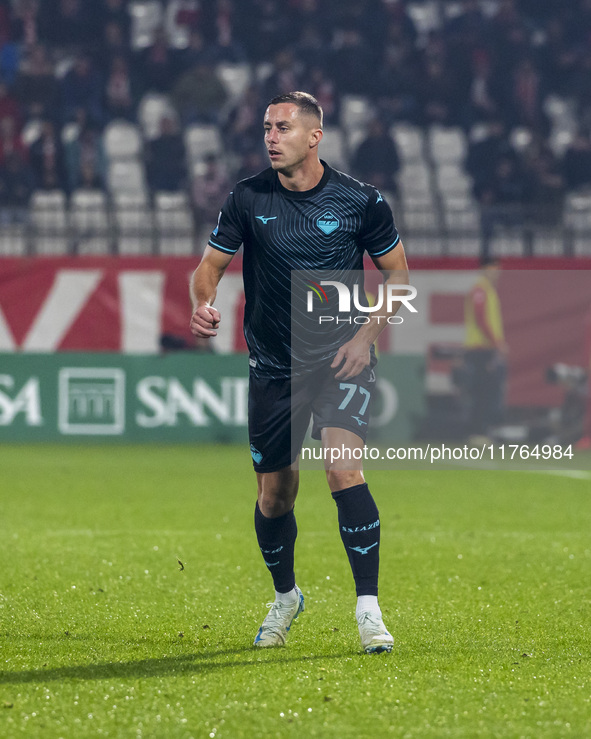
[1,444,590,738]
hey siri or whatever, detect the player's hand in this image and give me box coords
[190,305,220,338]
[331,337,371,380]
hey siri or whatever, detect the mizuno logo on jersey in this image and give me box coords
[352,416,367,426]
[317,211,340,235]
[376,192,384,203]
[255,215,277,225]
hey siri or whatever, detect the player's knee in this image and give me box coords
[326,469,364,493]
[257,469,298,517]
[258,491,295,518]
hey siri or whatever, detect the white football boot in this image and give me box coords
[357,611,394,654]
[253,586,305,647]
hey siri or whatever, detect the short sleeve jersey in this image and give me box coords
[208,161,400,378]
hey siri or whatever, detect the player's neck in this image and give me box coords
[277,158,324,192]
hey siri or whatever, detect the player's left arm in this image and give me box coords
[332,242,409,380]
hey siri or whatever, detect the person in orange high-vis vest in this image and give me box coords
[464,256,508,441]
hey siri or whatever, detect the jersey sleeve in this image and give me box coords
[358,190,400,258]
[207,188,245,255]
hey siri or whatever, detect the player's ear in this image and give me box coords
[310,127,323,149]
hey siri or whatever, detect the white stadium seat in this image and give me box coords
[104,121,143,160]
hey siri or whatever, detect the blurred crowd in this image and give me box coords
[1,0,591,226]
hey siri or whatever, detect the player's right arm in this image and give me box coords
[189,246,234,338]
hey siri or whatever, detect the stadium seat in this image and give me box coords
[165,0,196,49]
[30,190,69,255]
[104,121,143,160]
[533,230,565,256]
[129,0,164,50]
[138,93,177,140]
[446,237,480,257]
[108,160,147,195]
[490,230,525,257]
[435,164,472,198]
[397,163,433,202]
[407,1,441,34]
[154,191,194,255]
[340,95,373,133]
[184,124,223,163]
[429,125,466,165]
[114,192,154,255]
[392,124,425,163]
[21,119,42,146]
[407,234,445,256]
[217,63,253,102]
[443,199,480,233]
[0,224,27,256]
[70,189,111,255]
[402,208,441,234]
[318,126,347,170]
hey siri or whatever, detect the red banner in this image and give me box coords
[1,257,590,407]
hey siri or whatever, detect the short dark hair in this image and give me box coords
[267,91,323,128]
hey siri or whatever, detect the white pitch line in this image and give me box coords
[523,469,591,480]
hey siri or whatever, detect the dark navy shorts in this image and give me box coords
[248,361,376,473]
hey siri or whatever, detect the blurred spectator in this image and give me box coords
[98,0,131,46]
[104,55,138,122]
[139,27,179,94]
[0,152,33,223]
[329,27,373,95]
[351,118,400,194]
[466,119,516,192]
[224,84,263,155]
[293,24,328,74]
[235,149,266,181]
[171,63,227,125]
[523,138,565,224]
[210,0,245,63]
[0,0,12,45]
[572,53,591,132]
[418,58,463,127]
[64,124,107,192]
[38,0,96,50]
[0,82,23,133]
[536,17,578,98]
[305,66,339,125]
[9,0,39,49]
[563,132,591,190]
[61,54,104,126]
[241,0,291,62]
[478,155,527,248]
[192,153,230,229]
[12,43,59,120]
[374,40,421,124]
[262,50,304,101]
[146,115,187,192]
[0,116,27,167]
[507,57,549,134]
[95,21,132,71]
[177,30,222,72]
[462,50,503,129]
[29,119,67,190]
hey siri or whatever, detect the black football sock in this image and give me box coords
[254,502,297,594]
[332,483,380,596]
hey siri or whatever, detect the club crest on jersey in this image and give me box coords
[317,211,340,235]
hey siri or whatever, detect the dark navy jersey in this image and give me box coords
[208,161,400,378]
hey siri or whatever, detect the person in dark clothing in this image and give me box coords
[351,118,400,194]
[146,115,187,192]
[563,132,591,190]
